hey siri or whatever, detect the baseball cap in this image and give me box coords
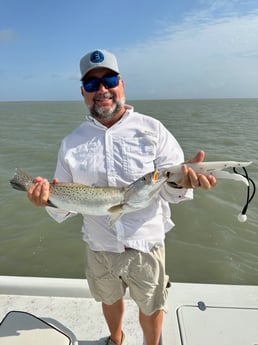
[80,49,120,80]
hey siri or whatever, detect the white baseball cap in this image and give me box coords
[80,49,120,80]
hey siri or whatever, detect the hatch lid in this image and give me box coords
[177,303,258,345]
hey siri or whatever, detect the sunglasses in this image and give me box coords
[82,74,120,93]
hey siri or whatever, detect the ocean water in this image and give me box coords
[1,99,258,284]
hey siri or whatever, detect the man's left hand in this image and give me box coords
[177,150,217,190]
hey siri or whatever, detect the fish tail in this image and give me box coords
[9,168,34,192]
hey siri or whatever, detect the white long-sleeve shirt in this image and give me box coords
[46,106,193,252]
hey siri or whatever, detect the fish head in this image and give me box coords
[124,170,167,206]
[138,170,159,185]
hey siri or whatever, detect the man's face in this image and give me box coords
[81,67,125,120]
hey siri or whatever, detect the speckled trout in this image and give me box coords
[10,168,168,225]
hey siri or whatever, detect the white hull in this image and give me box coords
[1,276,258,344]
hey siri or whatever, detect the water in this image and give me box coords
[1,99,258,284]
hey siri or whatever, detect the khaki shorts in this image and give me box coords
[85,245,169,315]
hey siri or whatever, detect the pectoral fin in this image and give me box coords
[108,204,125,226]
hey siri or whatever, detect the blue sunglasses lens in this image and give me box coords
[83,78,100,92]
[83,75,119,92]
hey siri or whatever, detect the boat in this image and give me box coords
[1,275,258,344]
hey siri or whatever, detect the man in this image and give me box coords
[27,49,216,345]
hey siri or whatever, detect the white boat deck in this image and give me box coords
[1,276,258,345]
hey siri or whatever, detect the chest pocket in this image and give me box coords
[67,141,105,184]
[121,136,157,177]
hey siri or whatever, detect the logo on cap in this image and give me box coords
[90,50,104,63]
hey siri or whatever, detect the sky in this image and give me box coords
[1,0,258,101]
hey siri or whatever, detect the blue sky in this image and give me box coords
[1,0,258,101]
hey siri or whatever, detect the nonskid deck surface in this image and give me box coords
[1,276,258,345]
[0,295,143,345]
[0,277,142,345]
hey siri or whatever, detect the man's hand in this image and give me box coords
[178,150,217,190]
[27,177,58,207]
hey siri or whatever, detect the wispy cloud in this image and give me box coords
[0,29,17,42]
[117,1,258,99]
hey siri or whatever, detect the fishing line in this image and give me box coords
[233,166,256,222]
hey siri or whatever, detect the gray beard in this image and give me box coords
[89,93,125,120]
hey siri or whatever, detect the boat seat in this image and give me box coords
[0,311,76,345]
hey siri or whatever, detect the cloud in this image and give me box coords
[116,2,258,99]
[0,29,17,42]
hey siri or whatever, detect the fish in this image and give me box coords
[10,168,168,226]
[164,161,253,186]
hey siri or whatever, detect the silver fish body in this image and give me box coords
[49,183,126,215]
[10,168,167,225]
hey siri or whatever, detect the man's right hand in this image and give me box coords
[27,177,58,207]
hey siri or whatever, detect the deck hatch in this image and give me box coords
[177,305,258,345]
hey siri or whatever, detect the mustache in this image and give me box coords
[93,92,114,102]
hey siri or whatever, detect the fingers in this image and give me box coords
[178,165,216,189]
[184,166,201,188]
[186,150,205,164]
[27,178,50,207]
[178,150,218,190]
[177,165,196,188]
[207,175,217,187]
[197,173,216,190]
